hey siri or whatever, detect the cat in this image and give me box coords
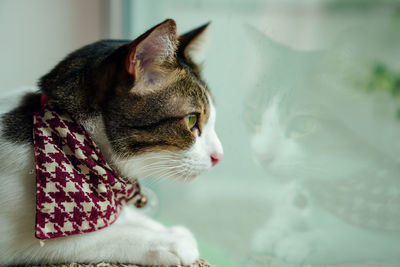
[0,19,223,265]
[245,24,400,266]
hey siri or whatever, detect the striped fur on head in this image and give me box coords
[38,19,223,180]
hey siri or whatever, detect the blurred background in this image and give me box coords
[2,0,400,266]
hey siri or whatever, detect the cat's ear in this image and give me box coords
[126,19,178,84]
[177,22,210,64]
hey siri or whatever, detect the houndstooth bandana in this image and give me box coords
[33,95,145,240]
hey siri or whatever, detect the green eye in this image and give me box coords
[287,115,316,138]
[185,114,198,129]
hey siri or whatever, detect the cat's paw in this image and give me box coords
[143,226,199,265]
[167,226,199,265]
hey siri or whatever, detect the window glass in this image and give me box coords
[128,1,400,266]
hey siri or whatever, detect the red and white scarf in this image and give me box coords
[33,96,145,239]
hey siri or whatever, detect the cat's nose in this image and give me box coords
[259,154,273,163]
[210,152,223,166]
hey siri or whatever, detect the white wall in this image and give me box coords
[0,0,119,93]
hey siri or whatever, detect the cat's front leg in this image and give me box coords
[25,208,198,266]
[117,206,200,265]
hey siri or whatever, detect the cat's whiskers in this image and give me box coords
[182,168,195,183]
[137,166,180,177]
[134,161,187,179]
[142,166,187,182]
[131,161,179,173]
[112,155,182,172]
[131,159,185,173]
[115,155,181,163]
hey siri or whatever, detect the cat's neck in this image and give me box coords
[79,116,119,172]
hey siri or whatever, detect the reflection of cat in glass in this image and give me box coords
[245,26,400,265]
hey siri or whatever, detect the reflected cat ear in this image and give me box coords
[244,24,286,63]
[126,19,178,84]
[178,22,210,64]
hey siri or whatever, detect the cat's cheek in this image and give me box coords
[185,129,223,172]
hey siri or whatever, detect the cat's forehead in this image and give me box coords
[156,64,209,111]
[124,65,210,125]
[167,69,209,109]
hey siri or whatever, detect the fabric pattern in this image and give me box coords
[33,102,140,239]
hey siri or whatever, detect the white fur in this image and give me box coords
[0,89,222,265]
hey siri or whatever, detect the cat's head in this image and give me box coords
[245,27,400,181]
[40,19,223,181]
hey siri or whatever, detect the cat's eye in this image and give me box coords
[185,114,198,130]
[287,115,316,138]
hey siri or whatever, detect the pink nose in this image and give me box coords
[210,152,223,166]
